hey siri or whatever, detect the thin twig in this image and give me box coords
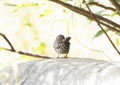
[0,47,52,59]
[88,2,116,11]
[18,51,52,59]
[88,2,120,15]
[49,0,120,33]
[83,0,120,55]
[0,33,16,51]
[99,21,120,32]
[109,0,120,12]
[0,33,51,59]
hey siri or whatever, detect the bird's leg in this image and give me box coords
[64,53,68,58]
[57,54,60,59]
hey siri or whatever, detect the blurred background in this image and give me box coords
[0,0,120,70]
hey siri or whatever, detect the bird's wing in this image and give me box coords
[54,41,62,49]
[56,43,63,49]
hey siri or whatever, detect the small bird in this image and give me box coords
[53,34,71,58]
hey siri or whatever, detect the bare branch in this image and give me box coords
[18,51,52,59]
[82,0,120,55]
[109,0,120,13]
[88,2,116,11]
[99,21,120,32]
[0,33,52,59]
[88,2,120,15]
[49,0,120,33]
[0,47,52,59]
[0,33,16,51]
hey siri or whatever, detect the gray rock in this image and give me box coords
[1,58,120,85]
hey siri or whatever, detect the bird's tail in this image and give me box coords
[65,37,71,42]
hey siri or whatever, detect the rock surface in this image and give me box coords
[1,58,120,85]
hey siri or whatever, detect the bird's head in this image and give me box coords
[56,35,65,42]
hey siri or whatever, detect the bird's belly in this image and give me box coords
[55,47,68,54]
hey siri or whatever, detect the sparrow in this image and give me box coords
[53,34,71,58]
